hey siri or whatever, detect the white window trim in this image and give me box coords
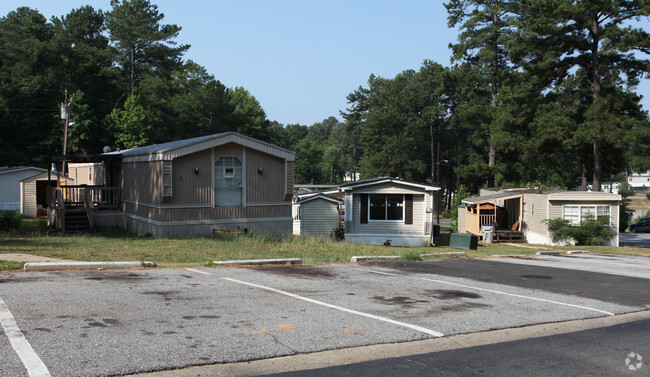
[562,204,611,225]
[214,155,243,208]
[368,194,405,222]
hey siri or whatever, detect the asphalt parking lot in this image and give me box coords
[1,254,650,377]
[620,231,650,248]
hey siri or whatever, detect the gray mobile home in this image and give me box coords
[341,178,440,247]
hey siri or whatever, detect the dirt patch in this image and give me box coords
[520,274,553,280]
[83,272,147,282]
[251,265,338,279]
[425,289,482,300]
[370,295,429,306]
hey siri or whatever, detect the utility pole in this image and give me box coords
[60,90,71,179]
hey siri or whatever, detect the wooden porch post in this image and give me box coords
[519,196,523,231]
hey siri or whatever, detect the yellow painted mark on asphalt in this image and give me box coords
[276,324,294,328]
[343,328,359,335]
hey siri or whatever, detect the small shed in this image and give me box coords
[20,172,73,217]
[298,194,342,237]
[0,167,47,211]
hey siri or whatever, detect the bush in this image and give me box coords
[0,211,23,231]
[646,191,650,201]
[450,185,471,232]
[330,223,345,241]
[619,201,629,232]
[543,214,616,245]
[618,182,635,198]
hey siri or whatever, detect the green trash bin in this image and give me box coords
[449,233,478,250]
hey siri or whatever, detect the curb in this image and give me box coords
[350,256,400,262]
[492,254,527,258]
[213,258,302,266]
[420,252,466,257]
[24,261,156,272]
[567,250,589,255]
[536,251,561,256]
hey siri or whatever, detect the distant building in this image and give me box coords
[628,172,650,188]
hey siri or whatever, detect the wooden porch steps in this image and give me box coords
[494,230,525,243]
[65,210,90,234]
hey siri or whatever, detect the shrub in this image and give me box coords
[543,214,616,245]
[617,182,635,198]
[0,211,23,231]
[619,201,629,232]
[331,223,345,241]
[450,185,471,232]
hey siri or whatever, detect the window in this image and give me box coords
[369,194,403,221]
[563,206,579,225]
[562,205,610,225]
[215,156,242,207]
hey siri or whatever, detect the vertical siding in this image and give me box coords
[122,161,163,204]
[301,199,339,236]
[286,161,294,197]
[170,149,213,205]
[524,194,549,236]
[246,148,287,203]
[22,180,37,217]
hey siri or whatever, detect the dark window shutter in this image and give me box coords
[405,194,413,224]
[360,194,368,224]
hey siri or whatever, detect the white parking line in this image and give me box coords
[185,268,212,275]
[0,298,51,377]
[184,269,444,337]
[355,268,615,316]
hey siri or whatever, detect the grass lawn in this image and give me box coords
[0,219,648,271]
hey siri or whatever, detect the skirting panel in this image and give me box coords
[345,234,430,247]
[125,214,292,237]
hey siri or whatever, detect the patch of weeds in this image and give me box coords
[0,260,25,271]
[401,251,423,261]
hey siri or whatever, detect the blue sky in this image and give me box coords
[2,1,649,126]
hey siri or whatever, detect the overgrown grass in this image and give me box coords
[0,260,25,271]
[0,226,647,269]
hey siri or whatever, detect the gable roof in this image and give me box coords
[463,191,525,205]
[546,191,621,201]
[463,189,621,205]
[339,177,439,192]
[104,132,295,163]
[297,193,343,205]
[0,166,47,176]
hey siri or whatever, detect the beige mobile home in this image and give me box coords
[68,162,105,186]
[459,189,621,246]
[341,178,440,247]
[105,132,295,237]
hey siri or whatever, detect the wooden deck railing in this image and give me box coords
[47,185,121,232]
[465,212,496,235]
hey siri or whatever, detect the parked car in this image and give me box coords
[630,218,650,233]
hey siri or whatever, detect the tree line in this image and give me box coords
[1,0,649,200]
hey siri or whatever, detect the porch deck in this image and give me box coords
[47,185,121,233]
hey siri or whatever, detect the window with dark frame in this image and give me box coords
[369,194,403,221]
